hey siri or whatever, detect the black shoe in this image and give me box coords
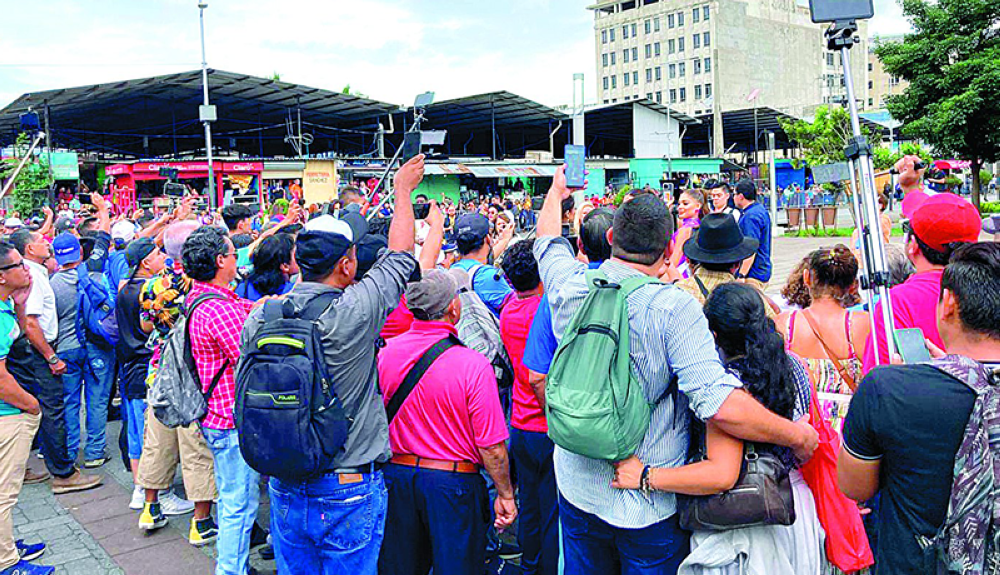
[250,521,269,548]
[258,543,274,561]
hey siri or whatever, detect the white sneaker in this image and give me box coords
[159,491,196,516]
[130,486,145,510]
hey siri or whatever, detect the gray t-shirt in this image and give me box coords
[50,231,112,354]
[240,250,417,470]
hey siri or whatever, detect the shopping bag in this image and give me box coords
[800,393,875,573]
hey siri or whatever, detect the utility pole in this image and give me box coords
[43,103,54,206]
[198,1,218,208]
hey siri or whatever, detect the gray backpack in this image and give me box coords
[456,266,514,389]
[148,293,230,428]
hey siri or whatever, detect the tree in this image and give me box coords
[872,141,933,171]
[876,0,1000,209]
[1,133,50,215]
[779,105,878,168]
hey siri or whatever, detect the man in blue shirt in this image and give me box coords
[734,179,772,291]
[523,208,614,379]
[451,213,514,317]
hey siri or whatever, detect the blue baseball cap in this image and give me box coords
[52,233,82,266]
[455,213,490,244]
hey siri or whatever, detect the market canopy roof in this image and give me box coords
[682,107,801,157]
[584,100,698,158]
[0,69,400,158]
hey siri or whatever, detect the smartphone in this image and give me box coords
[531,196,544,211]
[402,131,421,163]
[564,145,586,188]
[78,193,92,205]
[413,203,431,220]
[894,328,933,363]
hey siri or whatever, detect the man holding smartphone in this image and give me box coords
[862,194,981,372]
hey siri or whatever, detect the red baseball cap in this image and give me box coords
[910,193,981,252]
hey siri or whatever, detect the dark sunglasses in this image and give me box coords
[0,261,26,272]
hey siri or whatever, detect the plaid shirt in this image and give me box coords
[187,281,254,430]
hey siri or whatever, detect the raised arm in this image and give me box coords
[418,200,444,270]
[388,154,425,253]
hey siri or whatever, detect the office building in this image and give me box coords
[867,35,908,110]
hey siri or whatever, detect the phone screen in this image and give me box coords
[413,203,430,220]
[78,193,92,205]
[564,145,586,188]
[893,328,932,363]
[402,132,421,163]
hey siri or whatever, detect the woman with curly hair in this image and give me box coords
[776,245,870,433]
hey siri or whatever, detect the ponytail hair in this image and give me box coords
[704,283,797,419]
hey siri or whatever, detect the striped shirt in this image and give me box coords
[534,236,741,529]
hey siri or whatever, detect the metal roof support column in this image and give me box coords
[491,94,497,160]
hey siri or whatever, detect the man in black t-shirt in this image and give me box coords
[840,242,1000,574]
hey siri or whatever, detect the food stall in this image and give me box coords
[106,160,263,211]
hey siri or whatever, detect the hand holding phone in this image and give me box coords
[564,144,586,189]
[893,328,933,364]
[413,203,431,220]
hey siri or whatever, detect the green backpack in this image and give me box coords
[546,270,662,461]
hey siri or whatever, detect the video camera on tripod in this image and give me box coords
[809,0,897,364]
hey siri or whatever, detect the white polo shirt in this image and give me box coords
[23,259,59,343]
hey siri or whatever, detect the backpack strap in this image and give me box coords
[386,334,462,425]
[296,291,341,321]
[182,292,228,385]
[692,271,711,299]
[203,359,230,405]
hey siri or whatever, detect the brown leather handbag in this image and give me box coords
[678,442,797,531]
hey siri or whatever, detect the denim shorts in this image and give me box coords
[124,398,147,460]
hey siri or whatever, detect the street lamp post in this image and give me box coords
[198,1,218,208]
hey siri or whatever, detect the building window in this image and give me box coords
[609,28,615,42]
[624,73,630,86]
[678,11,685,26]
[868,62,873,71]
[668,39,676,54]
[705,84,712,98]
[623,49,629,63]
[694,34,701,49]
[655,66,662,81]
[624,95,631,101]
[704,5,710,20]
[679,62,686,76]
[669,63,677,78]
[694,59,702,74]
[646,68,653,82]
[603,77,609,90]
[602,29,607,44]
[633,71,639,84]
[654,42,661,57]
[603,53,608,67]
[632,47,638,60]
[693,7,700,23]
[611,76,617,89]
[611,52,616,65]
[670,89,677,103]
[827,53,835,66]
[654,17,661,32]
[647,92,654,100]
[645,19,651,34]
[678,37,685,52]
[868,98,874,107]
[631,23,637,36]
[680,87,687,102]
[604,99,610,104]
[656,91,662,103]
[695,85,703,99]
[623,25,629,39]
[868,80,873,89]
[612,98,617,103]
[704,57,712,72]
[645,44,652,59]
[703,32,710,47]
[668,13,675,28]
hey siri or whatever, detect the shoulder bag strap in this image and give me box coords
[182,292,228,389]
[692,271,711,298]
[203,359,230,404]
[801,309,856,390]
[385,335,461,425]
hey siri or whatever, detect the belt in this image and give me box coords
[390,454,479,474]
[328,461,385,476]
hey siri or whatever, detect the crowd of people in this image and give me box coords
[0,152,997,575]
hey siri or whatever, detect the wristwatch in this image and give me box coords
[46,355,60,365]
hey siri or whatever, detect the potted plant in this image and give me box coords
[820,184,839,228]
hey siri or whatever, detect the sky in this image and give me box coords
[0,0,910,111]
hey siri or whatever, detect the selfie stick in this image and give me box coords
[827,19,896,364]
[365,105,429,222]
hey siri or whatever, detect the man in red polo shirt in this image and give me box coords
[863,193,981,372]
[377,269,516,575]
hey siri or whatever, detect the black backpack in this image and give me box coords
[235,292,350,481]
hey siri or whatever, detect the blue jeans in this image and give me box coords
[62,342,115,461]
[511,428,559,575]
[202,427,260,575]
[124,398,147,460]
[269,471,386,575]
[559,495,689,575]
[380,463,489,575]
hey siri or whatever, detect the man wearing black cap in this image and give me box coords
[240,154,425,573]
[675,213,773,317]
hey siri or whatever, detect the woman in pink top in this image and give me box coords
[498,240,558,575]
[664,189,710,282]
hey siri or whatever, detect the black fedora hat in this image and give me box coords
[683,213,759,265]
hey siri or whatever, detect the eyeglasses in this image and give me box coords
[0,261,26,272]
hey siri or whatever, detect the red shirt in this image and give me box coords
[862,269,945,374]
[187,281,255,430]
[381,295,414,339]
[378,320,508,464]
[500,293,547,433]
